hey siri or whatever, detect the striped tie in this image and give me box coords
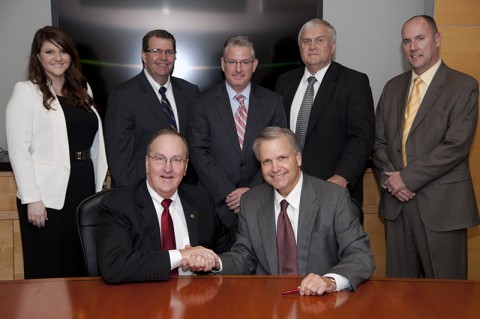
[402,77,423,167]
[159,86,178,131]
[234,94,248,149]
[277,200,298,275]
[295,76,316,152]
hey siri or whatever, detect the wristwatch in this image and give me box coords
[323,276,337,289]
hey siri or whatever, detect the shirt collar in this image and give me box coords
[303,62,331,83]
[274,173,303,211]
[225,82,251,102]
[144,69,171,93]
[412,59,442,87]
[146,180,179,207]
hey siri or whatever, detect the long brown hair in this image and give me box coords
[28,26,95,110]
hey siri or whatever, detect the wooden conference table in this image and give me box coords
[0,276,479,319]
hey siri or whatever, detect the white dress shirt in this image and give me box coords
[289,64,330,132]
[144,69,180,131]
[146,181,193,275]
[273,173,350,291]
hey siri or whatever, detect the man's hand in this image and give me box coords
[326,175,348,188]
[27,201,48,228]
[225,187,250,213]
[180,245,219,272]
[299,273,337,296]
[384,171,416,202]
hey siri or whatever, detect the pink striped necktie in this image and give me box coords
[234,94,248,149]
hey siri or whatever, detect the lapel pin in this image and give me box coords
[190,213,195,219]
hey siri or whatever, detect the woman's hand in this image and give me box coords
[27,201,48,228]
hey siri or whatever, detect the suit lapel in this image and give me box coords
[242,85,261,157]
[136,182,162,247]
[282,70,304,124]
[305,63,338,140]
[296,176,319,274]
[138,72,169,128]
[257,189,279,275]
[396,73,411,150]
[171,78,188,133]
[408,64,446,136]
[178,188,199,246]
[215,84,242,155]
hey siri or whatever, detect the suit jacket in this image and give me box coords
[188,82,287,226]
[275,62,375,204]
[105,71,199,187]
[372,62,479,231]
[96,180,229,283]
[220,174,374,289]
[6,81,108,209]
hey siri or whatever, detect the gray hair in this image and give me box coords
[252,126,300,160]
[223,35,256,59]
[298,18,337,46]
[146,128,188,158]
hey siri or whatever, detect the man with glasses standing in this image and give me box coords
[105,29,199,188]
[97,129,228,283]
[189,35,287,247]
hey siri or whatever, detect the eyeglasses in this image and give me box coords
[144,49,176,56]
[224,59,255,68]
[147,155,186,166]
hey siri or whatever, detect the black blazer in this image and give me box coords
[96,181,229,283]
[275,62,375,204]
[188,82,287,226]
[105,71,199,187]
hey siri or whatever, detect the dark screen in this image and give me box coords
[55,0,318,114]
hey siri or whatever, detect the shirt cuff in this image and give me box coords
[211,257,224,273]
[169,250,182,271]
[323,273,351,291]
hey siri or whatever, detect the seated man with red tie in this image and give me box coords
[185,127,374,295]
[97,129,228,283]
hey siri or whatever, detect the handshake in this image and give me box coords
[179,245,221,272]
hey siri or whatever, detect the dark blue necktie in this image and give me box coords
[159,86,177,131]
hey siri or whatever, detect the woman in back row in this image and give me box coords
[6,26,108,278]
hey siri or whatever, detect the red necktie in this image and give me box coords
[234,94,248,149]
[161,199,178,275]
[277,200,298,275]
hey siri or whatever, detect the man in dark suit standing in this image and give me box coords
[97,129,228,283]
[275,18,374,209]
[372,15,479,279]
[184,127,374,295]
[188,36,287,244]
[105,29,199,188]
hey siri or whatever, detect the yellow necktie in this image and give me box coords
[402,77,423,167]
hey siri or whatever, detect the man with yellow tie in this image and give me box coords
[372,15,479,279]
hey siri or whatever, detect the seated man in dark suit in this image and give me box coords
[184,127,374,295]
[97,129,228,283]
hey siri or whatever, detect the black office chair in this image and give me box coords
[77,189,117,276]
[350,198,364,226]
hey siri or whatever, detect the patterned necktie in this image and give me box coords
[159,86,178,131]
[277,200,298,275]
[295,76,317,152]
[234,94,248,149]
[161,199,178,275]
[402,77,423,167]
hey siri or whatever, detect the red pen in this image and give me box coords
[281,288,300,295]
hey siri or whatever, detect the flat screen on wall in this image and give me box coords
[53,0,319,114]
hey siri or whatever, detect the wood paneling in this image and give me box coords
[0,220,14,280]
[435,0,480,25]
[435,0,480,280]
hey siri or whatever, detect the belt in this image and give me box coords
[71,149,91,161]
